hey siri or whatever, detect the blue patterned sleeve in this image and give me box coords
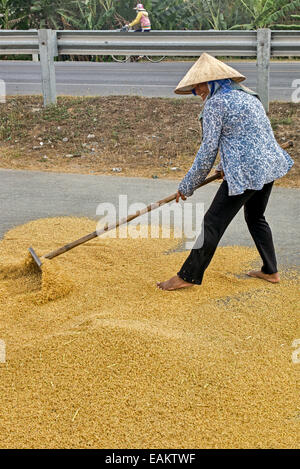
[178,97,224,197]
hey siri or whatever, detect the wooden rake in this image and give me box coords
[28,173,220,269]
[28,139,293,269]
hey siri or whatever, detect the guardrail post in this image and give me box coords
[38,29,57,106]
[256,28,271,112]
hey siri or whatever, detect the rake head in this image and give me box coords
[28,247,43,269]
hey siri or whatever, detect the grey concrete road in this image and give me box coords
[0,169,299,268]
[0,60,299,101]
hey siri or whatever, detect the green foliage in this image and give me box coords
[144,0,190,30]
[199,0,236,29]
[143,0,252,30]
[68,0,115,30]
[29,0,75,29]
[231,0,300,29]
[0,0,28,29]
[272,23,300,29]
[1,0,299,31]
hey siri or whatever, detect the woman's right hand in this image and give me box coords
[176,191,187,203]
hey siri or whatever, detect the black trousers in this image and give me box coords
[178,180,278,285]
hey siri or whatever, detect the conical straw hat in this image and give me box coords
[174,52,245,95]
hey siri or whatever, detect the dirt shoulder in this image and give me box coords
[0,96,299,187]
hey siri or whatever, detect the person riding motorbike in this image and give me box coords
[126,3,151,32]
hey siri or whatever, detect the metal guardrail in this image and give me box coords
[0,29,299,109]
[57,30,259,56]
[271,31,300,56]
[0,30,39,54]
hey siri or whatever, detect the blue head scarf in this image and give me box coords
[196,79,260,124]
[207,78,234,98]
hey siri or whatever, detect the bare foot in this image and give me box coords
[157,275,194,291]
[247,270,280,283]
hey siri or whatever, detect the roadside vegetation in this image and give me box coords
[0,1,299,62]
[1,1,299,31]
[0,95,298,188]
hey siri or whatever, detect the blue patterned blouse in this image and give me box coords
[178,89,294,197]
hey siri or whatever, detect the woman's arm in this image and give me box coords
[178,98,224,197]
[129,11,143,27]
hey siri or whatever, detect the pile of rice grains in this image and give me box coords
[0,217,299,449]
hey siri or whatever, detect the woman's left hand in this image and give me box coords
[215,169,225,179]
[176,191,187,203]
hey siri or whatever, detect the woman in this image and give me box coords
[157,53,293,291]
[127,3,151,32]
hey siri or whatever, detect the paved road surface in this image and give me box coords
[0,60,299,100]
[1,169,299,268]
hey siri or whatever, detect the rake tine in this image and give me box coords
[28,247,43,269]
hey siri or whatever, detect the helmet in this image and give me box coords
[134,3,145,10]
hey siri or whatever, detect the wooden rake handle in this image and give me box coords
[43,140,294,261]
[44,173,221,261]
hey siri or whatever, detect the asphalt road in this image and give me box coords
[0,60,299,100]
[1,169,299,268]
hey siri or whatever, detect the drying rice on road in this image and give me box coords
[0,217,299,449]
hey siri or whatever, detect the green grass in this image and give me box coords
[270,116,293,130]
